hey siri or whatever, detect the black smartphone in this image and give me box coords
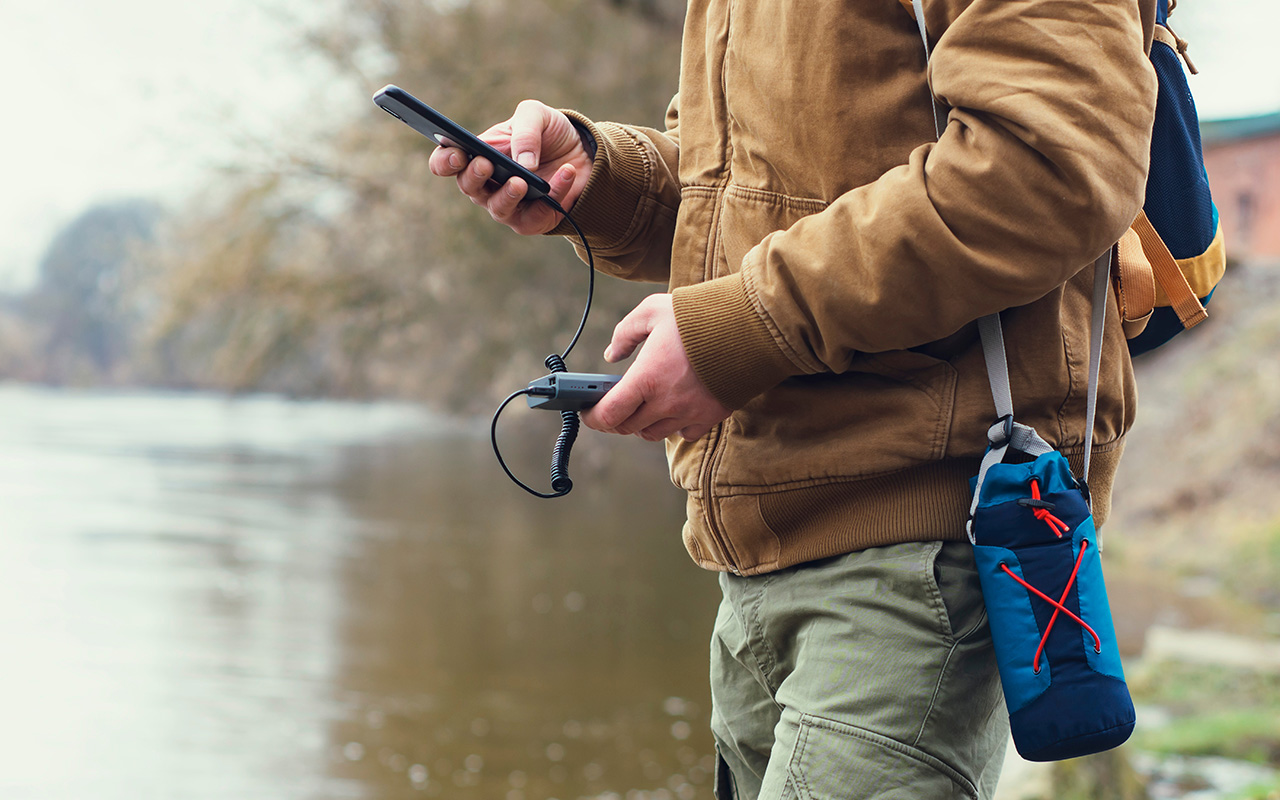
[373,84,552,201]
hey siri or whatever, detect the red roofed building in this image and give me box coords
[1201,112,1280,262]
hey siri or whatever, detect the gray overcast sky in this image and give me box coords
[0,0,1276,291]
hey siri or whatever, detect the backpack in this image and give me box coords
[902,0,1227,355]
[1113,0,1227,355]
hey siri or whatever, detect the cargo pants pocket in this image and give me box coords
[778,709,979,800]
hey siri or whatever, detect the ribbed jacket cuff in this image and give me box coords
[546,111,651,250]
[672,273,799,410]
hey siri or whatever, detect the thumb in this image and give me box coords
[509,100,549,170]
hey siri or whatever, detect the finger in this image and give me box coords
[546,163,577,208]
[429,145,468,177]
[611,402,672,437]
[580,378,645,433]
[476,120,515,151]
[488,176,529,223]
[594,377,671,436]
[679,423,715,442]
[638,418,685,442]
[509,100,548,170]
[505,165,575,235]
[500,164,575,233]
[602,302,659,363]
[456,156,497,203]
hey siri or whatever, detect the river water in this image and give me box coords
[0,384,719,800]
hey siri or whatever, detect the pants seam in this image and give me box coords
[793,713,812,800]
[913,637,959,748]
[746,573,780,693]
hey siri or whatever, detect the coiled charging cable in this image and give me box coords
[490,196,596,498]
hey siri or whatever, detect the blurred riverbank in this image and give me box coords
[0,384,714,799]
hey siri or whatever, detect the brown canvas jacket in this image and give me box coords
[555,0,1159,575]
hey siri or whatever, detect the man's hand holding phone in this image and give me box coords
[428,100,593,236]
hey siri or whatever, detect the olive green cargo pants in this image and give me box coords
[710,541,1008,800]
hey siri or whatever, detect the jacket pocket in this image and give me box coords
[711,350,959,490]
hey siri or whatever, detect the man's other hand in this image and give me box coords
[581,294,732,442]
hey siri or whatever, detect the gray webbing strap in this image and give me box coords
[911,0,944,139]
[1083,247,1111,484]
[1084,249,1112,551]
[978,314,1013,420]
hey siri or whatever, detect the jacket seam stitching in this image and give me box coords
[724,182,828,213]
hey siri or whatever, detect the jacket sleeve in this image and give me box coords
[671,0,1158,410]
[548,95,683,284]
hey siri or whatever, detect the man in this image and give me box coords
[430,0,1157,795]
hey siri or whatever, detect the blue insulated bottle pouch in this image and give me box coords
[970,449,1135,761]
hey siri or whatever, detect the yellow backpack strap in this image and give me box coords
[1130,210,1209,330]
[1114,227,1156,338]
